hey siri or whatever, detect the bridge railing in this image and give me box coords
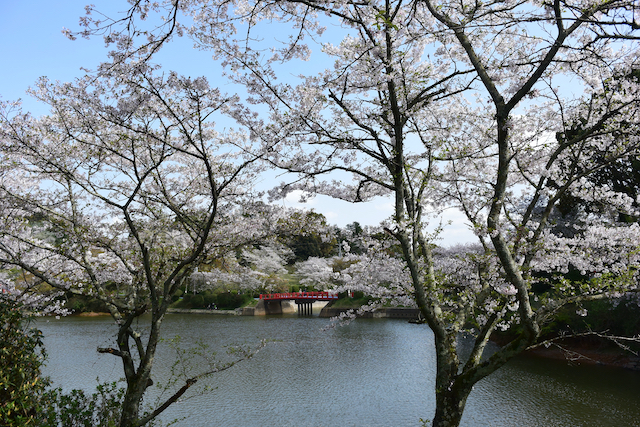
[259,291,340,301]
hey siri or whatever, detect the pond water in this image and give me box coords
[38,314,640,426]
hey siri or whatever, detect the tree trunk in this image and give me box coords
[116,314,163,427]
[432,381,473,427]
[430,336,473,427]
[118,358,155,427]
[120,387,143,427]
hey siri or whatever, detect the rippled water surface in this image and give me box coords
[38,314,640,426]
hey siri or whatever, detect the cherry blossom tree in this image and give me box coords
[0,63,274,426]
[65,0,640,425]
[295,256,335,290]
[242,244,293,273]
[193,243,296,291]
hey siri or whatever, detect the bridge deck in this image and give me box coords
[259,291,339,301]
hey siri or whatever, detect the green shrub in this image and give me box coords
[171,289,184,302]
[65,294,109,313]
[190,295,205,308]
[0,297,128,427]
[215,292,248,310]
[38,382,125,426]
[203,293,217,307]
[0,297,49,426]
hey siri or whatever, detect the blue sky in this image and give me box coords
[0,0,475,243]
[1,1,101,112]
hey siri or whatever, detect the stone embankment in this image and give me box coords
[167,308,241,315]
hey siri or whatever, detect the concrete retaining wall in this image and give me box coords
[252,299,296,315]
[167,308,240,315]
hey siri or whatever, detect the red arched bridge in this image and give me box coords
[259,292,339,315]
[259,291,339,301]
